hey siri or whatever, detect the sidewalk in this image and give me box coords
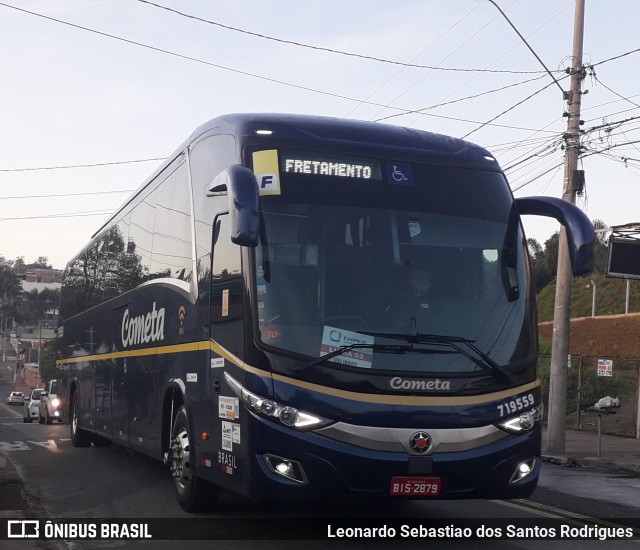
[541,425,640,476]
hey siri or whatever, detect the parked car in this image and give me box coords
[23,388,45,423]
[6,391,25,405]
[39,379,62,424]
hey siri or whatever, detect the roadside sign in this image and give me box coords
[597,359,613,377]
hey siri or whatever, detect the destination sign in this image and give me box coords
[282,152,381,180]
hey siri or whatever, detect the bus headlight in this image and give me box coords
[498,406,543,433]
[224,372,331,431]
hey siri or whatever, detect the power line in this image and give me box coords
[373,74,550,123]
[367,0,514,122]
[461,79,558,140]
[485,0,565,94]
[590,71,640,109]
[0,190,133,201]
[398,1,574,128]
[347,1,485,118]
[0,158,163,172]
[0,2,552,130]
[592,47,640,68]
[136,0,550,75]
[0,210,114,222]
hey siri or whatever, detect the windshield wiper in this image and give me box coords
[361,331,513,384]
[293,343,414,375]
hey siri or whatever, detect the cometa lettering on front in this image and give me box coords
[121,302,165,347]
[390,377,451,391]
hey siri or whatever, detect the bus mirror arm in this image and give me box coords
[515,196,594,276]
[208,165,260,247]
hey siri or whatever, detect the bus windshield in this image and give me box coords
[254,154,534,375]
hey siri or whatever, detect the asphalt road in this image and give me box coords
[1,370,639,549]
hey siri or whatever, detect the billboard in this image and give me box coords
[607,237,640,279]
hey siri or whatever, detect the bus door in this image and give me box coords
[111,301,130,446]
[209,212,246,482]
[80,307,112,439]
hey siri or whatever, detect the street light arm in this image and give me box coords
[516,196,594,275]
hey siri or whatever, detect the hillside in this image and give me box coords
[536,274,640,323]
[536,286,640,437]
[538,313,640,357]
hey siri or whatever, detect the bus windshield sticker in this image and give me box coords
[387,162,413,185]
[252,149,281,195]
[282,152,381,180]
[320,326,374,369]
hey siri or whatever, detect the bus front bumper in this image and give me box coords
[245,418,541,501]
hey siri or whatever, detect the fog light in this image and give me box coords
[263,453,308,484]
[510,458,536,483]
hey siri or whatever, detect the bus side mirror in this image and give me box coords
[515,196,594,276]
[208,165,259,247]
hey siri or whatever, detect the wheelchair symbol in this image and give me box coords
[391,165,408,182]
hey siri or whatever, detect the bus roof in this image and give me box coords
[76,113,500,265]
[189,113,495,162]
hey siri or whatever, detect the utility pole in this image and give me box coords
[545,0,586,455]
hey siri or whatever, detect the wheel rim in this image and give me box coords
[72,399,78,435]
[170,427,192,494]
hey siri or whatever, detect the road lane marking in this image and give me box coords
[0,440,65,453]
[0,441,30,451]
[27,439,61,453]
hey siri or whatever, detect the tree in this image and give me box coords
[528,232,559,292]
[19,287,60,326]
[591,219,609,275]
[0,264,21,297]
[0,264,22,327]
[38,339,57,382]
[528,219,608,293]
[30,256,52,269]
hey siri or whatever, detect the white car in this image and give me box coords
[39,379,63,424]
[6,391,25,405]
[23,388,45,423]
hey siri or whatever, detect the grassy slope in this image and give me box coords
[537,275,640,323]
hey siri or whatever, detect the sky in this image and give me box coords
[1,0,639,269]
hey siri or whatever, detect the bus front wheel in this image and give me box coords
[169,405,219,512]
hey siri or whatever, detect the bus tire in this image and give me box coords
[70,390,92,447]
[170,405,219,512]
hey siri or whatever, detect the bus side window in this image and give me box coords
[150,161,192,281]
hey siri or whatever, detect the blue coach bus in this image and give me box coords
[56,114,593,512]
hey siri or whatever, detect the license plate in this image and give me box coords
[390,476,441,496]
